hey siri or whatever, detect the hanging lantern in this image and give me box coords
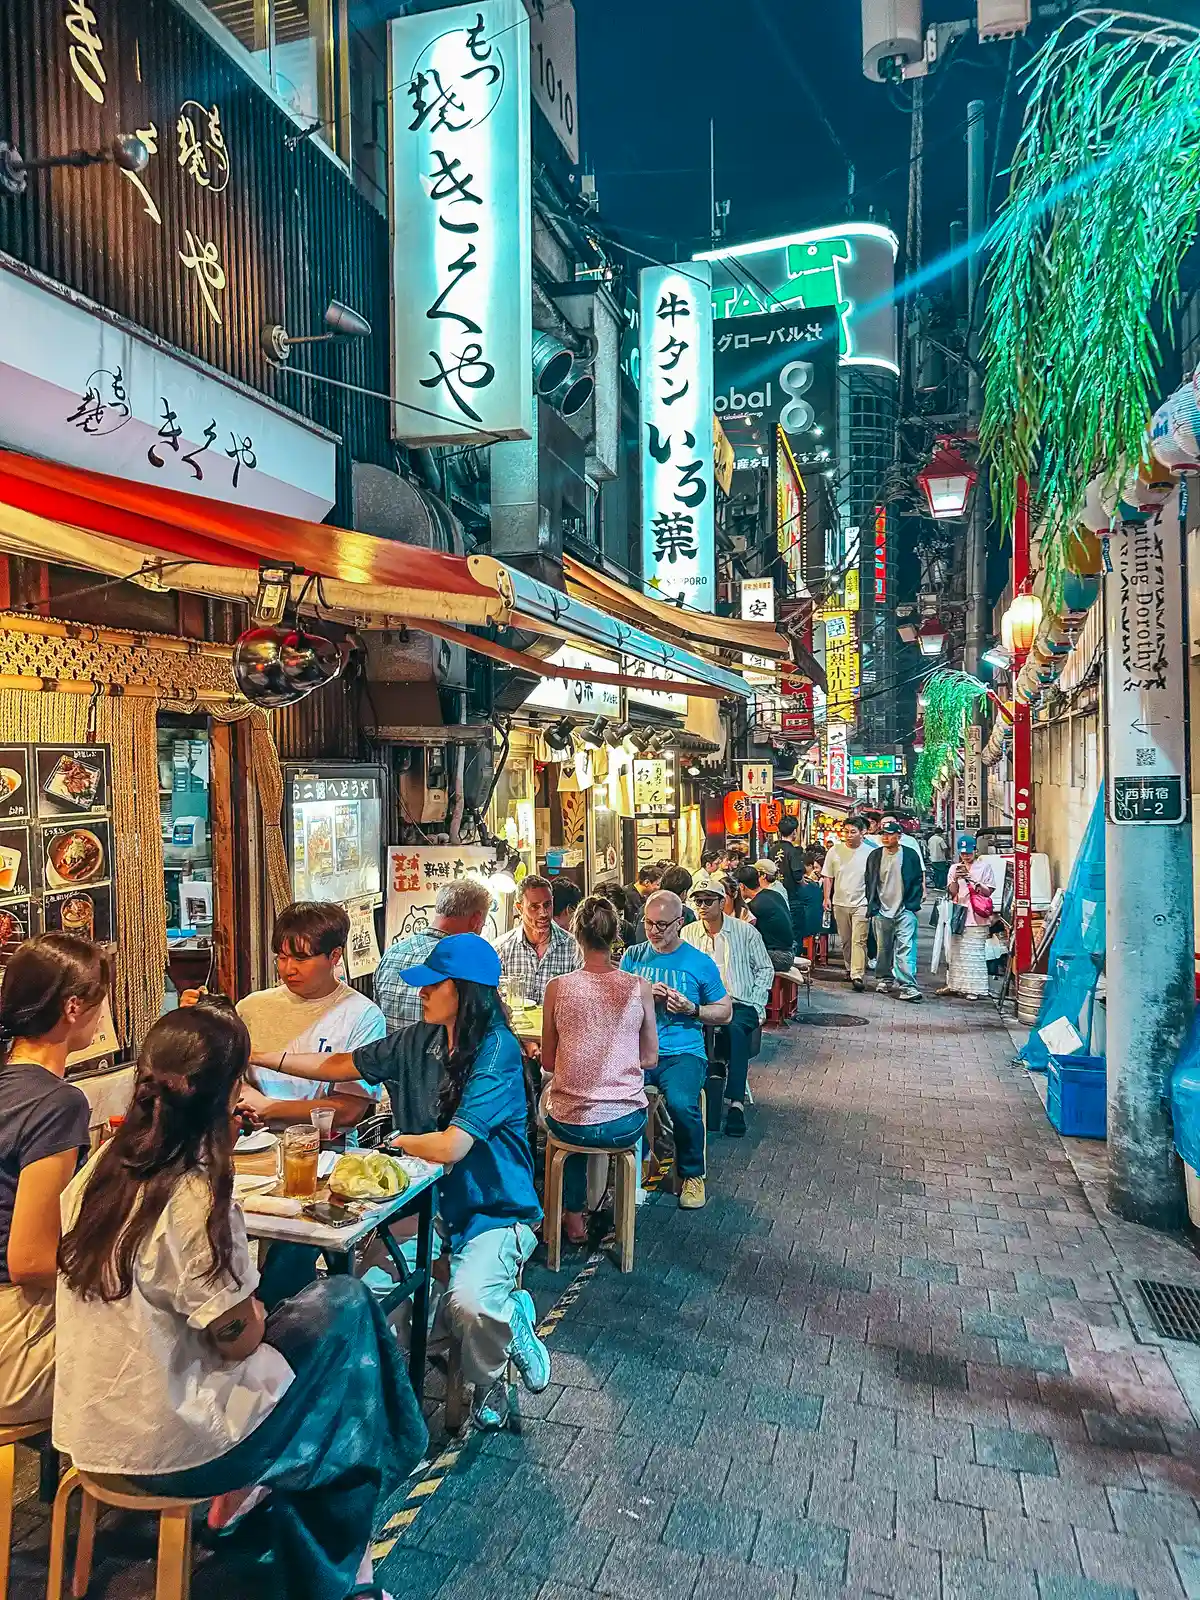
[1064,527,1103,577]
[1006,592,1042,654]
[724,791,754,835]
[758,799,783,834]
[915,438,978,520]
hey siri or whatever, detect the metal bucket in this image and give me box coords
[1016,972,1047,1026]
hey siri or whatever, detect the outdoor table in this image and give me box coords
[510,1005,543,1044]
[237,1151,442,1405]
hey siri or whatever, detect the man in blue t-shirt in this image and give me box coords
[620,889,731,1211]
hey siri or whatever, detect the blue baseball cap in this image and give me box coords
[956,833,977,853]
[399,932,501,989]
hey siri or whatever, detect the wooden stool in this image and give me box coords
[47,1466,208,1600]
[543,1134,638,1274]
[0,1420,47,1597]
[643,1086,706,1190]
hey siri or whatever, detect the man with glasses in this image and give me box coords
[620,889,731,1210]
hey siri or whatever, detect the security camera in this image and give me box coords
[862,0,924,82]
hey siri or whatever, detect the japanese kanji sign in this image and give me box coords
[713,305,838,469]
[741,578,776,684]
[1104,491,1189,826]
[639,261,715,610]
[824,610,859,723]
[385,846,502,944]
[389,1,532,445]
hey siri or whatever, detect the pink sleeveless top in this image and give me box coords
[544,967,648,1126]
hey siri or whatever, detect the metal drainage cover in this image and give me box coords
[1135,1280,1200,1345]
[791,1012,867,1028]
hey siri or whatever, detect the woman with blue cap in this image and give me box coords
[939,835,999,1000]
[249,932,550,1432]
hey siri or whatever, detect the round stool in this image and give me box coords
[0,1420,48,1597]
[543,1134,639,1274]
[47,1465,208,1600]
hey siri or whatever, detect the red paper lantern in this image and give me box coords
[724,791,754,835]
[758,799,783,833]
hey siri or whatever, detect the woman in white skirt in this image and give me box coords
[940,835,998,1000]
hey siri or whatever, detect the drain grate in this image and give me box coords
[790,1012,867,1028]
[1135,1279,1200,1345]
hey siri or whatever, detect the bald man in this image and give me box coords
[619,890,731,1211]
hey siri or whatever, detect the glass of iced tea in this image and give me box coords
[282,1124,319,1198]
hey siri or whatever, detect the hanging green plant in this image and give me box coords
[913,668,988,811]
[981,17,1200,606]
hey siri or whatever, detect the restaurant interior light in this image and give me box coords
[916,438,978,521]
[916,617,948,658]
[544,718,575,754]
[579,717,609,748]
[605,720,633,747]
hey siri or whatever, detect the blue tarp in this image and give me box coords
[1020,784,1106,1070]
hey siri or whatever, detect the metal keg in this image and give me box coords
[1016,972,1047,1025]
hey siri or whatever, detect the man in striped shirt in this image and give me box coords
[681,870,774,1139]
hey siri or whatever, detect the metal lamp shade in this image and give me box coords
[233,626,348,709]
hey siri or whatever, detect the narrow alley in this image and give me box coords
[378,978,1200,1600]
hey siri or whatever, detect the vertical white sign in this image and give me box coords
[639,261,715,611]
[741,576,776,684]
[522,0,579,164]
[1105,493,1189,825]
[963,724,983,831]
[389,1,533,445]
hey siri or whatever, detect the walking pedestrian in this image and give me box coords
[939,835,999,1000]
[865,820,924,1002]
[926,826,949,890]
[620,889,731,1208]
[821,817,876,990]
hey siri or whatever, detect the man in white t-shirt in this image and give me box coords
[218,903,386,1130]
[822,816,878,990]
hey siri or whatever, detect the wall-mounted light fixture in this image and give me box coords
[0,133,149,197]
[262,299,372,364]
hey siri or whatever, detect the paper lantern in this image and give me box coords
[1006,592,1042,654]
[758,799,784,833]
[1064,527,1102,577]
[724,791,754,835]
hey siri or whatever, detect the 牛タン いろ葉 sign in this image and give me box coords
[1104,491,1189,826]
[639,261,715,610]
[388,1,533,445]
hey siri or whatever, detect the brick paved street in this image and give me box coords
[10,966,1200,1599]
[380,970,1200,1600]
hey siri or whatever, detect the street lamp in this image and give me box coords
[1004,592,1042,654]
[262,299,372,364]
[916,617,948,658]
[0,133,150,197]
[915,438,978,521]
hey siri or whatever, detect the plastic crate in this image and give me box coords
[1046,1054,1106,1139]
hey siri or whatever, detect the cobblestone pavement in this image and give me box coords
[381,971,1200,1600]
[11,962,1200,1599]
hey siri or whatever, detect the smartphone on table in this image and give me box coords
[303,1201,356,1228]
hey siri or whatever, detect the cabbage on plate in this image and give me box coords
[328,1150,410,1201]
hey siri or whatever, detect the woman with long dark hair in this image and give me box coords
[252,933,549,1432]
[0,933,108,1425]
[54,1003,427,1600]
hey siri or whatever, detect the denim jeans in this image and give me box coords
[441,1222,539,1387]
[875,908,918,990]
[645,1054,706,1178]
[711,1001,760,1105]
[545,1109,647,1211]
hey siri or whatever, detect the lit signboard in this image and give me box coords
[695,223,899,376]
[850,754,900,775]
[774,429,806,592]
[874,505,888,603]
[824,610,860,723]
[741,577,775,684]
[639,261,715,610]
[389,0,533,445]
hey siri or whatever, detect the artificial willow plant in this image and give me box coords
[981,14,1200,605]
[913,669,988,812]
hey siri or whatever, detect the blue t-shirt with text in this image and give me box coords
[620,940,727,1058]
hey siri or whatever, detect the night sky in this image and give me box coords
[576,0,1023,274]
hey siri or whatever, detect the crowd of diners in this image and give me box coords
[0,840,800,1599]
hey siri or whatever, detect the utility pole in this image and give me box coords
[964,97,987,678]
[1105,489,1190,1229]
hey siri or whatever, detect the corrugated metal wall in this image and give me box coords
[270,675,360,761]
[0,0,392,522]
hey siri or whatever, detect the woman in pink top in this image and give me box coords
[541,896,657,1245]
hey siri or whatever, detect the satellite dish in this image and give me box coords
[233,626,348,709]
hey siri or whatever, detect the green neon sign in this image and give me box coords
[850,754,900,775]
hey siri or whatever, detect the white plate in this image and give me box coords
[233,1174,277,1199]
[235,1130,279,1154]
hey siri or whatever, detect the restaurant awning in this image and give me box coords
[777,779,855,816]
[0,450,752,700]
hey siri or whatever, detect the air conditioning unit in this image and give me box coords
[977,0,1030,40]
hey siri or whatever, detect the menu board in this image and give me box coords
[0,744,115,965]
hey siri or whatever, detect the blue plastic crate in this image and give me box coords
[1046,1054,1106,1139]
